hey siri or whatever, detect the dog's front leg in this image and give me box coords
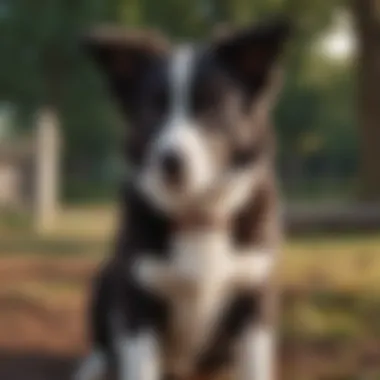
[238,324,276,380]
[117,330,161,380]
[235,248,279,380]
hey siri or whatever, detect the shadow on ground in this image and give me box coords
[0,352,79,380]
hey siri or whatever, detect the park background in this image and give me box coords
[0,1,380,379]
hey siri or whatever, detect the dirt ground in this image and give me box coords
[0,257,96,380]
[0,256,378,380]
[3,207,380,379]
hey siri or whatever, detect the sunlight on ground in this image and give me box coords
[52,205,118,239]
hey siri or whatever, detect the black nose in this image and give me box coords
[159,150,183,185]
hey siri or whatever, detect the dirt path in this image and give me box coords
[0,256,373,379]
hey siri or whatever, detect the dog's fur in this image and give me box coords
[75,17,290,380]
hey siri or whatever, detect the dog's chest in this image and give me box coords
[165,230,234,371]
[170,230,232,287]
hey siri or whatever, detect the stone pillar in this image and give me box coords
[34,107,61,233]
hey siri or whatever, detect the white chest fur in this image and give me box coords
[134,229,275,376]
[165,230,234,376]
[170,230,233,289]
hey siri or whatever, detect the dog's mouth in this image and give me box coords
[137,127,221,212]
[135,112,268,215]
[137,156,218,214]
[137,152,265,219]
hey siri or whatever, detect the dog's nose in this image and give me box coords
[159,150,184,185]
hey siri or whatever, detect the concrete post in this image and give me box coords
[34,107,61,233]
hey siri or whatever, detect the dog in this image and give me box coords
[75,17,291,380]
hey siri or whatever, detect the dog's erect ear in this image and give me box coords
[82,26,170,111]
[213,18,292,96]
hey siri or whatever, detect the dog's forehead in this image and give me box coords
[171,44,227,86]
[143,44,222,92]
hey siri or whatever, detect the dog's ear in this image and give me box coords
[82,26,170,112]
[213,17,292,97]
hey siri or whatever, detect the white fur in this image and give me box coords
[138,46,216,213]
[170,230,233,286]
[165,230,233,376]
[118,331,161,380]
[239,326,276,380]
[74,349,105,380]
[134,230,276,377]
[135,255,197,297]
[135,231,234,299]
[134,231,234,377]
[135,245,275,299]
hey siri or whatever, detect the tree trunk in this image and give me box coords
[351,0,380,200]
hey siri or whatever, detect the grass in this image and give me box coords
[283,233,380,292]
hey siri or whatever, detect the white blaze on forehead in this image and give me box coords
[155,45,202,154]
[139,45,217,212]
[170,45,196,117]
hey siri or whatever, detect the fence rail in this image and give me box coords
[286,202,380,234]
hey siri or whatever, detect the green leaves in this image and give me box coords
[0,0,359,200]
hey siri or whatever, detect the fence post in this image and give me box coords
[34,107,61,233]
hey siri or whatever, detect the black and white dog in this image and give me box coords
[75,17,290,380]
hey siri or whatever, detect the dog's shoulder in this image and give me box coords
[232,165,282,249]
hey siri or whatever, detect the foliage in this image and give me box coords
[0,0,358,200]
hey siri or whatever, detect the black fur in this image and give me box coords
[82,16,290,379]
[89,183,262,378]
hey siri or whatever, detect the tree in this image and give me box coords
[351,0,380,200]
[0,1,122,197]
[0,0,365,202]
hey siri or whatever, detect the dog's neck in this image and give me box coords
[172,160,269,232]
[174,208,231,234]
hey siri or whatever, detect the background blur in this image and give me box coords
[0,1,380,379]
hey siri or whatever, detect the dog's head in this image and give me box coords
[83,19,291,215]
